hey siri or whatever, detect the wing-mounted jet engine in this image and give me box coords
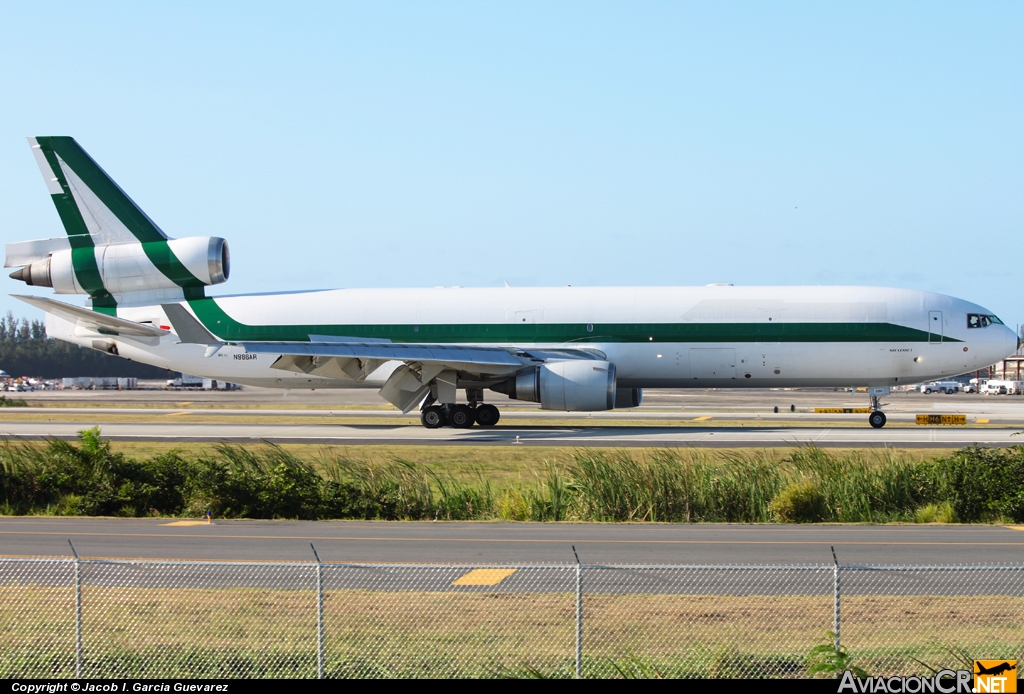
[489,360,619,411]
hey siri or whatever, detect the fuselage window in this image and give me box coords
[967,314,998,328]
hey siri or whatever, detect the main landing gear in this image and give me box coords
[421,403,500,429]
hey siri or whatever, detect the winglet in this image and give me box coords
[161,303,221,349]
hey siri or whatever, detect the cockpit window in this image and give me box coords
[967,314,1001,328]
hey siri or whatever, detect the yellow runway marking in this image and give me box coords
[1007,526,1024,532]
[977,419,990,424]
[1,530,1023,546]
[452,568,517,586]
[163,412,191,417]
[160,521,210,527]
[693,416,712,421]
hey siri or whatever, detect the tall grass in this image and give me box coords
[566,449,785,522]
[1,428,1023,523]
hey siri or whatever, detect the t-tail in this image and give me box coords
[6,137,230,312]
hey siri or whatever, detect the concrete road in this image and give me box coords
[7,386,1023,447]
[0,419,1021,447]
[16,384,1024,412]
[3,517,1023,565]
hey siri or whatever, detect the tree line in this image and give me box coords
[0,312,173,379]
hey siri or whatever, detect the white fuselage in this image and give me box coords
[47,284,1018,392]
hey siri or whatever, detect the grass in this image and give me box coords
[6,440,952,488]
[0,429,1020,523]
[2,583,1021,678]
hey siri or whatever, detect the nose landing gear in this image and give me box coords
[867,389,888,428]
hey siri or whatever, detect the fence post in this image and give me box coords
[311,543,324,679]
[68,539,82,679]
[572,545,582,678]
[831,545,841,652]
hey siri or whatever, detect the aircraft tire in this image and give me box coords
[450,404,475,428]
[868,411,887,429]
[421,405,446,429]
[475,404,500,427]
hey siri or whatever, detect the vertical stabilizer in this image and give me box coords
[28,136,168,247]
[13,138,224,311]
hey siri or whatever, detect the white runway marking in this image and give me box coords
[1,420,1021,448]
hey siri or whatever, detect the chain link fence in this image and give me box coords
[2,552,1022,678]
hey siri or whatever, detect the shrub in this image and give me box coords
[769,482,827,523]
[496,487,531,521]
[914,502,958,524]
[923,446,1024,522]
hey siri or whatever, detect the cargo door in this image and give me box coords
[928,311,943,344]
[689,348,737,380]
[510,309,541,342]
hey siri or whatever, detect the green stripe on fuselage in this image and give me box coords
[189,297,955,344]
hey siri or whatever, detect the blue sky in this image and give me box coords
[1,2,1021,328]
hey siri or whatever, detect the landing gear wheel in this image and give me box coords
[868,411,887,429]
[475,404,500,427]
[421,405,446,429]
[449,404,475,428]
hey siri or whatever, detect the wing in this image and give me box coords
[160,303,604,412]
[243,341,527,412]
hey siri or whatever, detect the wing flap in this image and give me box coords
[243,341,524,369]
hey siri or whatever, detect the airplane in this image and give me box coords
[6,137,1019,429]
[975,662,1016,677]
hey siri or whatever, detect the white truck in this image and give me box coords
[166,374,240,390]
[919,381,960,394]
[166,373,204,388]
[983,379,1023,395]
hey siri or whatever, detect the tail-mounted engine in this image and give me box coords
[9,236,230,295]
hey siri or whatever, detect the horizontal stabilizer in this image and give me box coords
[13,295,168,338]
[5,237,75,268]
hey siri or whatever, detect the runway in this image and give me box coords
[3,517,1023,565]
[0,419,1021,447]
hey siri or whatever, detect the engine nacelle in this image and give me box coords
[615,387,642,408]
[10,237,230,295]
[492,360,617,411]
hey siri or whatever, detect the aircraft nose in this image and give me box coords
[1004,325,1019,355]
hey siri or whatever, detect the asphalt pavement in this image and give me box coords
[3,517,1022,565]
[0,419,1021,447]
